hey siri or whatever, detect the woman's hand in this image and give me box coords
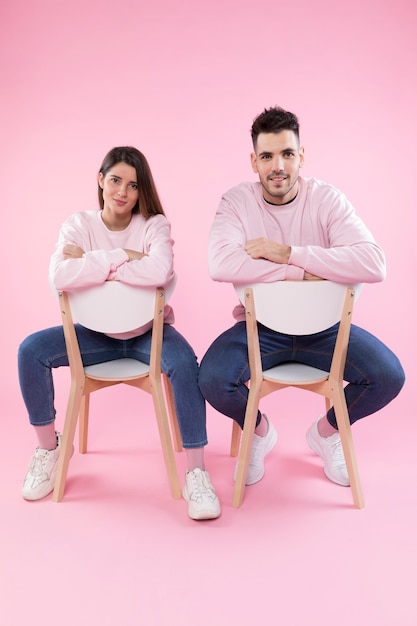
[123,248,148,261]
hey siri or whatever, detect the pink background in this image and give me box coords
[1,1,416,624]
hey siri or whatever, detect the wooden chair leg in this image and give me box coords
[150,376,181,500]
[231,379,250,457]
[53,383,82,502]
[332,387,364,509]
[230,420,241,457]
[79,393,90,454]
[163,375,182,452]
[233,386,261,508]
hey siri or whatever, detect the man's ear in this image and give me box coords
[250,152,258,174]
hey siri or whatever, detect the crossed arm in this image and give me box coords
[245,238,321,280]
[63,245,147,261]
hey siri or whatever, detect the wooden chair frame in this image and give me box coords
[231,282,364,510]
[53,282,182,502]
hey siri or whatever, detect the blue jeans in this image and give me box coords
[199,322,405,429]
[18,324,207,448]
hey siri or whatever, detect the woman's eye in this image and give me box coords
[130,183,138,189]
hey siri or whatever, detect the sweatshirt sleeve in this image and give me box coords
[208,195,304,284]
[49,213,129,290]
[49,212,174,290]
[289,187,386,284]
[110,217,174,287]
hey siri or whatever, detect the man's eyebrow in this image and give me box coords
[258,148,296,156]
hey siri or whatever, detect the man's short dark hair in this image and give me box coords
[251,107,300,148]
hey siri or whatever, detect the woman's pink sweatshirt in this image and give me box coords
[49,210,175,336]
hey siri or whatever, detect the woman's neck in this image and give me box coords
[101,210,132,231]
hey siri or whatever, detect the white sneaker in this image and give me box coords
[235,415,278,485]
[306,417,350,486]
[182,468,221,520]
[22,433,72,501]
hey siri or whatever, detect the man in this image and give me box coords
[199,106,405,488]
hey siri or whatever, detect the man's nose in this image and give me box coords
[271,156,284,171]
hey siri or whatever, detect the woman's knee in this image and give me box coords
[18,331,43,363]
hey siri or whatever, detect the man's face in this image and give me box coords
[251,130,304,205]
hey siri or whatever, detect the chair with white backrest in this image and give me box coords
[53,276,182,502]
[231,280,364,509]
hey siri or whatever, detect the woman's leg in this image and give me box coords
[127,324,221,519]
[18,324,129,433]
[127,325,208,452]
[18,324,128,500]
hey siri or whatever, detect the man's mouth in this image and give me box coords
[269,175,287,183]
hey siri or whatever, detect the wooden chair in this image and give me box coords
[231,280,364,510]
[53,278,182,502]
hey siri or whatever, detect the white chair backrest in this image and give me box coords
[235,280,362,336]
[66,274,177,334]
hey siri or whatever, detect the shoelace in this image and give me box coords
[249,434,268,465]
[29,449,50,476]
[189,471,216,503]
[328,438,346,469]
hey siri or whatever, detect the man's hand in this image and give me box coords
[63,244,85,259]
[123,249,147,261]
[303,271,323,281]
[245,238,291,264]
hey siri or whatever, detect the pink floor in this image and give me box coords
[2,383,414,626]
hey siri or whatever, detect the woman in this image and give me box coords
[18,146,221,520]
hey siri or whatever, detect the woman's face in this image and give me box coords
[98,162,139,216]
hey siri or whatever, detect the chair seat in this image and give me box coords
[84,358,150,380]
[263,362,329,384]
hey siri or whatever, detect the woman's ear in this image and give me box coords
[98,172,104,188]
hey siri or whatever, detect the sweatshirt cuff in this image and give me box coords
[285,264,305,280]
[109,248,129,270]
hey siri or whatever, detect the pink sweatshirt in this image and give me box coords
[49,210,175,337]
[208,177,386,321]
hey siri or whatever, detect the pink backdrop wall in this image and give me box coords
[2,2,416,625]
[2,0,415,445]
